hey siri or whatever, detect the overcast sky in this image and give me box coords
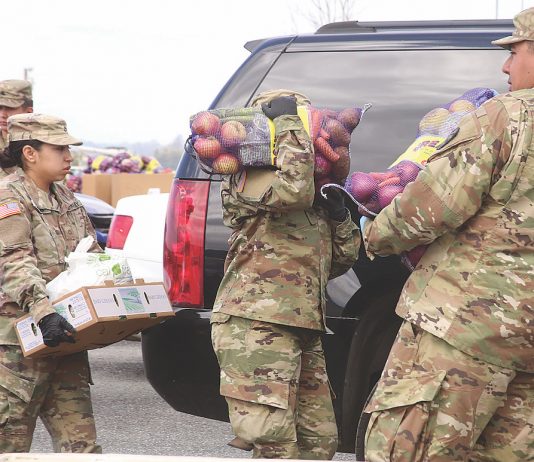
[3,0,533,146]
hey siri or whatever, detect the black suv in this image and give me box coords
[142,20,512,452]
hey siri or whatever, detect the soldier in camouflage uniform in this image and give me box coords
[211,90,361,459]
[360,8,534,462]
[0,80,33,177]
[0,113,102,453]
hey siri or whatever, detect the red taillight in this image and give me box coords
[163,179,209,307]
[106,215,133,250]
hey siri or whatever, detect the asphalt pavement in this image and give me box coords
[30,340,353,459]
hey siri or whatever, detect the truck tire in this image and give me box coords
[339,292,403,453]
[354,383,377,461]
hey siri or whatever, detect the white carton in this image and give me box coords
[15,280,173,358]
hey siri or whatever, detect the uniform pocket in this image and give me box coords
[364,370,446,461]
[219,367,290,410]
[0,363,36,437]
[210,312,231,325]
[0,363,35,403]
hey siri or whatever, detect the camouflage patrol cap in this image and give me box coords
[0,80,32,108]
[492,7,534,48]
[7,113,82,146]
[251,89,311,107]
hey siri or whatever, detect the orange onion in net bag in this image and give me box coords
[212,153,241,175]
[191,111,221,137]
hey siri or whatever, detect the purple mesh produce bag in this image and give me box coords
[321,87,499,271]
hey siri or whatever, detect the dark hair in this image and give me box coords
[0,139,43,169]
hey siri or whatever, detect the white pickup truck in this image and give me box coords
[105,192,168,282]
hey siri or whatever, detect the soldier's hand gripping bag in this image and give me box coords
[321,87,498,270]
[188,103,371,179]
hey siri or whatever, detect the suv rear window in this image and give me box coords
[254,49,509,171]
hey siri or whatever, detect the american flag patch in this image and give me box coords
[0,201,21,219]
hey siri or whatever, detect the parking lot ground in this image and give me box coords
[30,341,353,459]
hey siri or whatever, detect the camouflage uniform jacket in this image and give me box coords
[0,134,10,179]
[0,134,16,178]
[363,90,534,372]
[0,170,100,345]
[213,115,361,332]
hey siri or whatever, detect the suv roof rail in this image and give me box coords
[315,19,513,34]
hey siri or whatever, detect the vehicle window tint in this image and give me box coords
[214,49,289,109]
[254,50,509,172]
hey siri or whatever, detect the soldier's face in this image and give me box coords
[502,41,534,91]
[25,143,73,185]
[0,105,32,135]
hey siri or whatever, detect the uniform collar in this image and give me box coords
[20,174,59,212]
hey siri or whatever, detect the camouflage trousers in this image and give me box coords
[211,313,338,459]
[0,345,101,453]
[363,320,534,461]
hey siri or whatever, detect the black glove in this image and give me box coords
[38,313,76,347]
[261,96,298,120]
[319,187,348,222]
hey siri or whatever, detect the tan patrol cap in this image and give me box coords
[251,89,311,107]
[7,113,82,146]
[0,80,32,108]
[492,7,534,49]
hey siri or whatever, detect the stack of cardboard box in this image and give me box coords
[81,173,174,206]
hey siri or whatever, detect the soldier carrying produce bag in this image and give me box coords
[209,89,361,459]
[0,113,102,453]
[356,7,534,461]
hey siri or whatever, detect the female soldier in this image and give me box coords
[0,113,101,453]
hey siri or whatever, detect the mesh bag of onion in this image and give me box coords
[188,103,370,177]
[321,87,498,270]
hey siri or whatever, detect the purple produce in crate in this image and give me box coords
[98,157,113,172]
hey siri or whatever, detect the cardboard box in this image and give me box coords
[111,172,174,206]
[15,281,174,358]
[81,173,174,206]
[81,174,112,205]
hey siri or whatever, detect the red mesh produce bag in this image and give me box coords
[188,103,370,178]
[321,87,498,271]
[344,160,423,217]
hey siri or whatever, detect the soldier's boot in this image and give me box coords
[252,441,300,459]
[227,436,253,451]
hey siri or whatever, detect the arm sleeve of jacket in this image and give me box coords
[0,193,55,324]
[329,212,361,279]
[364,98,515,257]
[262,115,315,210]
[221,115,315,228]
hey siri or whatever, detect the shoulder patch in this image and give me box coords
[436,127,460,150]
[426,127,461,164]
[0,201,21,219]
